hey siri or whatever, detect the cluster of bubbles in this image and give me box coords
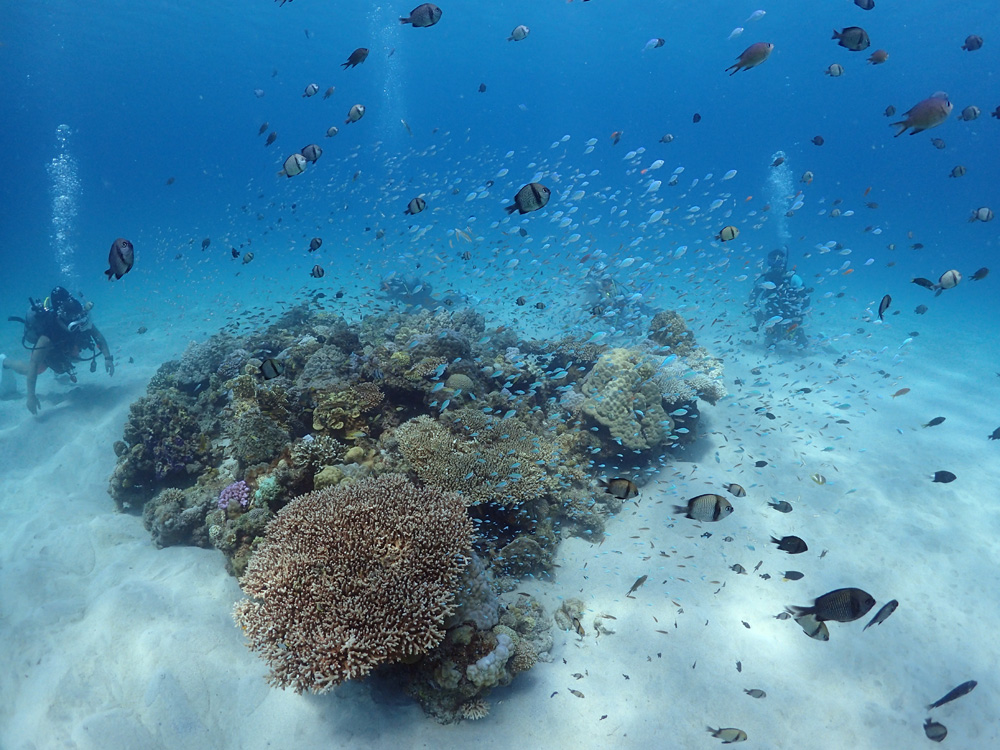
[767,149,793,241]
[46,124,80,281]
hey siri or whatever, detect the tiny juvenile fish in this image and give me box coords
[891,388,911,398]
[927,680,976,710]
[627,575,648,596]
[863,599,898,630]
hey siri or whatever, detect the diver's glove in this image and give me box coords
[105,355,115,377]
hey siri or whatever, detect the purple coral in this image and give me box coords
[219,480,251,510]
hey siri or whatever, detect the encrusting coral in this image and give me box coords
[233,474,473,693]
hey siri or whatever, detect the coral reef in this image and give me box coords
[233,475,473,693]
[109,301,726,719]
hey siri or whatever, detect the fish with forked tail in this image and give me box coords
[863,599,898,630]
[786,588,875,622]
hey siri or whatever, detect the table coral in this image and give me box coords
[233,474,472,693]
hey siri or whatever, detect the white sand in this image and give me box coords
[2,312,997,749]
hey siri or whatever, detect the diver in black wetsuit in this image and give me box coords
[747,248,811,348]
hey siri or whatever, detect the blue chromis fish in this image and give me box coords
[927,680,976,710]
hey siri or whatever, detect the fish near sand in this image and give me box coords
[932,470,956,483]
[626,575,648,596]
[771,535,807,554]
[863,599,898,630]
[674,494,734,522]
[786,588,876,622]
[706,726,747,744]
[725,483,746,498]
[922,417,945,428]
[599,477,639,500]
[105,237,134,280]
[923,719,947,743]
[990,427,1000,440]
[794,614,829,641]
[927,680,976,710]
[725,42,773,75]
[892,93,953,136]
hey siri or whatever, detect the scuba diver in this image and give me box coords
[2,286,114,414]
[582,264,656,330]
[379,272,466,309]
[747,248,811,349]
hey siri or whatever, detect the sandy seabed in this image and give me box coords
[1,317,997,750]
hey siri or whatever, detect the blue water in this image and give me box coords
[2,1,999,747]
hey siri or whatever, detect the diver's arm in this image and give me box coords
[91,326,114,375]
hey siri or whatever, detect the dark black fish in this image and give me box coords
[265,131,278,147]
[923,719,947,743]
[812,135,825,146]
[922,417,945,428]
[768,500,793,513]
[754,460,768,467]
[970,267,989,281]
[782,571,804,581]
[692,113,701,123]
[962,35,983,51]
[990,427,1000,440]
[884,105,896,117]
[309,237,323,252]
[258,122,269,136]
[832,26,870,51]
[341,47,369,68]
[854,0,874,9]
[201,237,211,251]
[877,294,891,321]
[478,83,487,93]
[863,599,898,630]
[771,535,808,554]
[515,296,527,306]
[927,680,976,710]
[600,477,638,500]
[534,302,546,310]
[786,587,876,622]
[911,277,935,289]
[260,358,285,380]
[231,248,240,259]
[932,470,956,483]
[506,182,550,215]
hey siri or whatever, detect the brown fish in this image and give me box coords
[341,47,369,69]
[725,42,774,75]
[891,388,910,398]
